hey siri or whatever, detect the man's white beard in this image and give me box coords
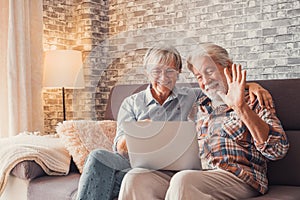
[204,83,226,103]
[207,93,222,101]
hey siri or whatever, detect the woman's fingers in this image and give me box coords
[261,92,273,109]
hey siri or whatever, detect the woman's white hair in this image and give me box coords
[144,45,182,73]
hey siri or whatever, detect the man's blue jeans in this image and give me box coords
[76,149,131,200]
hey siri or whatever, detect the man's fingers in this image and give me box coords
[241,69,246,84]
[236,64,241,82]
[231,64,237,81]
[236,65,242,83]
[224,67,232,84]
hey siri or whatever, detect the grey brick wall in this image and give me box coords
[43,0,300,134]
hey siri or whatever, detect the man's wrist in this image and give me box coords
[233,102,250,115]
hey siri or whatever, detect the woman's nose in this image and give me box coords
[160,70,168,79]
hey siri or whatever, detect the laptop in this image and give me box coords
[122,121,201,171]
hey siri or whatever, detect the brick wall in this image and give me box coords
[43,0,300,134]
[43,0,109,133]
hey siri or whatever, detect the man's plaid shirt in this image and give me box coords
[195,93,289,194]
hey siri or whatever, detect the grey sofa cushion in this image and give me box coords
[11,161,46,180]
[246,186,300,200]
[28,173,80,200]
[254,79,300,130]
[267,131,300,186]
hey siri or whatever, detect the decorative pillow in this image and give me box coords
[56,120,117,173]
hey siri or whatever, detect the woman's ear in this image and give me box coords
[144,69,151,79]
[144,69,148,75]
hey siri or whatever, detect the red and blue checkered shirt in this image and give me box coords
[196,93,289,194]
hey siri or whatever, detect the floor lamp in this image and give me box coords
[43,50,85,121]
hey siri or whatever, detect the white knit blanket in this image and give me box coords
[0,132,71,196]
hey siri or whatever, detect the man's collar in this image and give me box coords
[197,95,211,106]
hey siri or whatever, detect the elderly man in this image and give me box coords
[118,44,289,200]
[77,45,273,200]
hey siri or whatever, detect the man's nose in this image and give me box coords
[202,75,210,85]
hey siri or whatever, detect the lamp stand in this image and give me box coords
[62,87,66,121]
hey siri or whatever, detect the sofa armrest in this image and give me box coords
[10,161,46,180]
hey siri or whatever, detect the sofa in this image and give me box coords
[1,78,300,200]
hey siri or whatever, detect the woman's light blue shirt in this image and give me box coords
[113,85,203,151]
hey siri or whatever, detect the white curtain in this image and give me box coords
[0,0,44,137]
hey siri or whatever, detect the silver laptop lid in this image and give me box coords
[122,121,201,171]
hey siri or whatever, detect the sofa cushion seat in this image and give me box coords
[28,173,80,200]
[246,185,300,200]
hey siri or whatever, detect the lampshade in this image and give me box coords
[43,50,85,88]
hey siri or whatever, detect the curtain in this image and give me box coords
[0,0,44,137]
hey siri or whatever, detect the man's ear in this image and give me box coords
[187,62,197,75]
[226,61,233,74]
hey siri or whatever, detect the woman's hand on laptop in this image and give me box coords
[117,119,151,158]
